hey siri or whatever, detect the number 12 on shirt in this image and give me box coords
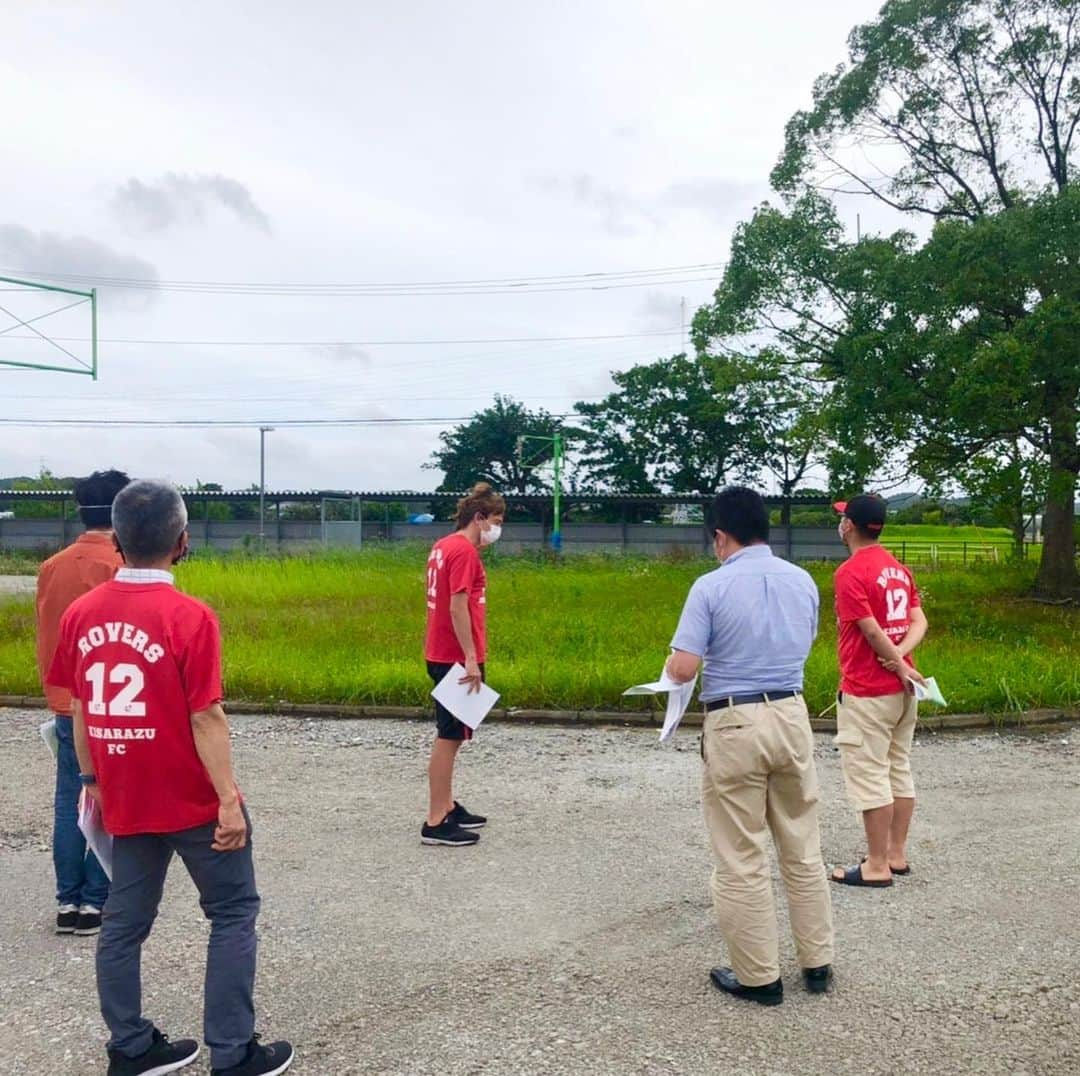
[885,588,909,622]
[85,661,147,717]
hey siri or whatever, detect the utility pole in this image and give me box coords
[259,425,274,548]
[551,430,563,551]
[517,430,565,552]
[680,296,687,352]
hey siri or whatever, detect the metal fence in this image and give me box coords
[0,517,1033,564]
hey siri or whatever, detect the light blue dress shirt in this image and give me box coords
[670,544,819,702]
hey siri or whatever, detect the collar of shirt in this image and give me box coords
[115,567,175,585]
[721,544,773,567]
[75,530,115,545]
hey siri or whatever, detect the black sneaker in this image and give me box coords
[450,800,487,829]
[107,1027,199,1076]
[420,815,480,847]
[211,1035,294,1076]
[75,905,103,936]
[56,904,79,934]
[803,964,833,994]
[709,966,784,1007]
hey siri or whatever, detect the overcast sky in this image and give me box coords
[1,0,886,492]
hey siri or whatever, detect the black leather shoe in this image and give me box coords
[709,966,783,1006]
[803,964,833,994]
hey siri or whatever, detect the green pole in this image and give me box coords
[552,431,562,551]
[91,287,98,381]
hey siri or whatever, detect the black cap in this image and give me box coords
[833,494,887,533]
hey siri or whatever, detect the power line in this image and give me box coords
[0,328,682,348]
[0,261,723,296]
[0,415,577,429]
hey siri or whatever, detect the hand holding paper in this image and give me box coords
[78,789,113,881]
[624,670,698,743]
[912,676,947,706]
[431,662,501,730]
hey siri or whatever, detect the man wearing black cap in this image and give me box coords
[830,494,927,889]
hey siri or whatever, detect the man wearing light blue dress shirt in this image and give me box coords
[664,486,834,1007]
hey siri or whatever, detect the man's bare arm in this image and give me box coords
[191,703,246,851]
[856,618,925,689]
[894,607,928,658]
[72,699,93,775]
[71,700,101,806]
[665,649,702,684]
[449,591,482,693]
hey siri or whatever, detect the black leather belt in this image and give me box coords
[706,690,801,713]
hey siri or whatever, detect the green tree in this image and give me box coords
[426,395,563,495]
[1,468,74,519]
[709,0,1080,595]
[573,353,769,496]
[694,194,915,494]
[721,352,832,521]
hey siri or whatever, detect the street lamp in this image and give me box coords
[259,426,274,548]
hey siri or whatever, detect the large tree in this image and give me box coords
[426,395,562,495]
[727,0,1080,595]
[694,194,918,493]
[573,353,765,495]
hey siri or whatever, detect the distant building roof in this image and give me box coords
[1,488,831,507]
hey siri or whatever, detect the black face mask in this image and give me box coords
[172,532,190,565]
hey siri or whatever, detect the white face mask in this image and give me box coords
[480,522,502,546]
[838,521,848,544]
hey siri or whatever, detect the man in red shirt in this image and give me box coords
[48,479,293,1076]
[830,495,928,889]
[422,481,505,848]
[36,469,128,936]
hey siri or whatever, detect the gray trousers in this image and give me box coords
[97,811,260,1070]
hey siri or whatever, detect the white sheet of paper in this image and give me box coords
[39,718,59,759]
[431,662,501,731]
[912,676,947,706]
[623,670,698,743]
[78,790,113,881]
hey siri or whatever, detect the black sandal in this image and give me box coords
[861,856,911,877]
[831,864,893,888]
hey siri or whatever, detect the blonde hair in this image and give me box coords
[454,481,506,529]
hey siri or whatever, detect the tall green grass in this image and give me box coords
[1,545,1076,716]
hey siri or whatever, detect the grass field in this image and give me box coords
[1,544,1077,717]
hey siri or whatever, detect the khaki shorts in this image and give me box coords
[835,691,918,811]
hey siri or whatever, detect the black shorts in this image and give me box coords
[427,660,485,741]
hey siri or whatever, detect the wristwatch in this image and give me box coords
[78,773,97,786]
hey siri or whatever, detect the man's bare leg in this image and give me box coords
[833,803,893,882]
[427,736,461,826]
[888,796,915,871]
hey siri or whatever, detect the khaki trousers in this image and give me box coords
[701,694,834,986]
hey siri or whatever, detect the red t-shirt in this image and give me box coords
[834,545,921,697]
[424,532,487,664]
[47,578,226,836]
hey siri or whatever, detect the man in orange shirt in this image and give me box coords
[36,469,129,936]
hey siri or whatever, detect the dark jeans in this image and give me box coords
[97,810,260,1069]
[53,716,110,909]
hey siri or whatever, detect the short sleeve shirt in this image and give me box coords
[670,545,819,701]
[35,532,123,715]
[834,544,921,697]
[424,532,487,664]
[46,575,225,836]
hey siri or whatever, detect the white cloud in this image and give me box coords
[111,173,272,234]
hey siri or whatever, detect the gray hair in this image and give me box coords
[111,479,189,563]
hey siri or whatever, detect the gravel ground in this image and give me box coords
[1,708,1078,1076]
